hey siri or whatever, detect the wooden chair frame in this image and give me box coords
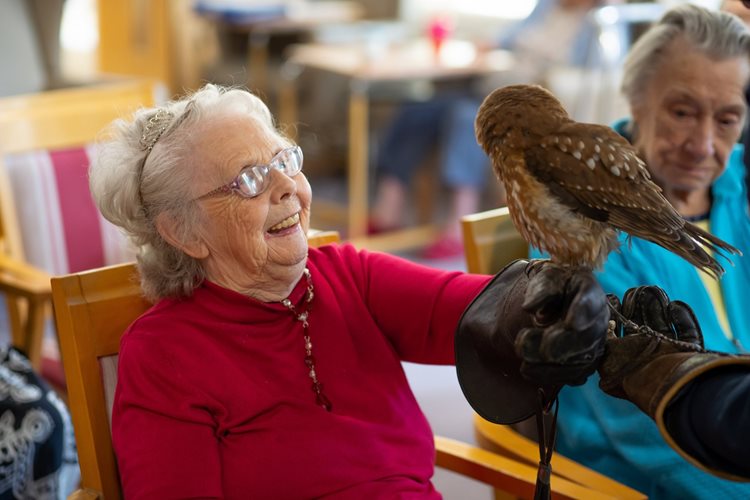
[0,254,53,364]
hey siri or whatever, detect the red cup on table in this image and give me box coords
[428,15,454,58]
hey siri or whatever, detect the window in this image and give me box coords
[401,0,538,21]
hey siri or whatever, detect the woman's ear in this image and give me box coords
[155,212,209,259]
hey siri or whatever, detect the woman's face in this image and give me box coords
[188,112,312,295]
[632,41,749,199]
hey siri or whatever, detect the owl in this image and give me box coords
[475,84,739,278]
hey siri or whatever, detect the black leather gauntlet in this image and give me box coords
[455,259,609,424]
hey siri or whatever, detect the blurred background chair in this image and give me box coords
[460,207,646,499]
[460,207,528,276]
[96,0,219,94]
[52,230,617,500]
[0,78,163,383]
[0,252,52,372]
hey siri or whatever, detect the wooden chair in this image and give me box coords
[52,230,614,500]
[0,254,52,366]
[0,143,51,367]
[461,207,529,278]
[460,208,646,499]
[0,78,162,370]
[97,0,219,94]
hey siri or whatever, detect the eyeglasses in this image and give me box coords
[196,146,303,200]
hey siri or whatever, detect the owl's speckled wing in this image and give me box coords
[523,121,686,238]
[476,83,739,277]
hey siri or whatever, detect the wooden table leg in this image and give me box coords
[348,82,369,239]
[278,67,299,141]
[247,32,270,97]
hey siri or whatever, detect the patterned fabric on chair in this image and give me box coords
[0,345,79,499]
[4,145,134,276]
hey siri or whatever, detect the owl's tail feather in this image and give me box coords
[666,222,741,280]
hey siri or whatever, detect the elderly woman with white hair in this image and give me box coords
[89,84,609,498]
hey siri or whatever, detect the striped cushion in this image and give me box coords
[4,145,135,275]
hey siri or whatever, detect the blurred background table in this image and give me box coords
[280,38,515,249]
[195,0,364,96]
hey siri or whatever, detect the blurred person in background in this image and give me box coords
[722,0,750,206]
[370,0,604,259]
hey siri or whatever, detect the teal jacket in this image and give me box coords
[530,119,750,498]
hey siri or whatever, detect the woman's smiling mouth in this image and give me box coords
[268,213,300,233]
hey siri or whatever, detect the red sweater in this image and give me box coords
[112,244,490,499]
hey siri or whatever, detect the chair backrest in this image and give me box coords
[460,207,528,275]
[51,230,340,500]
[0,78,163,272]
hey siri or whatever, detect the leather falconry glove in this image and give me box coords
[598,286,750,477]
[455,259,609,424]
[598,286,749,417]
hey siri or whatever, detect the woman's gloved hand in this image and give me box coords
[513,260,610,386]
[455,259,609,424]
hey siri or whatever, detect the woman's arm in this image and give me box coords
[113,333,224,499]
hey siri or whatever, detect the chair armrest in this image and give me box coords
[0,253,51,299]
[473,415,646,498]
[434,436,619,499]
[307,229,340,247]
[68,488,103,500]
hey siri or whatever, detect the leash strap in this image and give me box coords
[533,389,559,500]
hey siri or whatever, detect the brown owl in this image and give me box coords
[475,84,739,278]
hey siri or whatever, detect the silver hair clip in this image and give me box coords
[140,108,174,152]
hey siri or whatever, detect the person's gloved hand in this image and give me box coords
[598,285,731,418]
[455,259,609,424]
[456,260,609,398]
[601,289,750,480]
[513,260,610,386]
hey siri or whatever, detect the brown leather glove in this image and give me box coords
[598,286,743,419]
[456,259,609,424]
[599,286,750,478]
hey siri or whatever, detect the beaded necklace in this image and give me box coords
[281,268,332,411]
